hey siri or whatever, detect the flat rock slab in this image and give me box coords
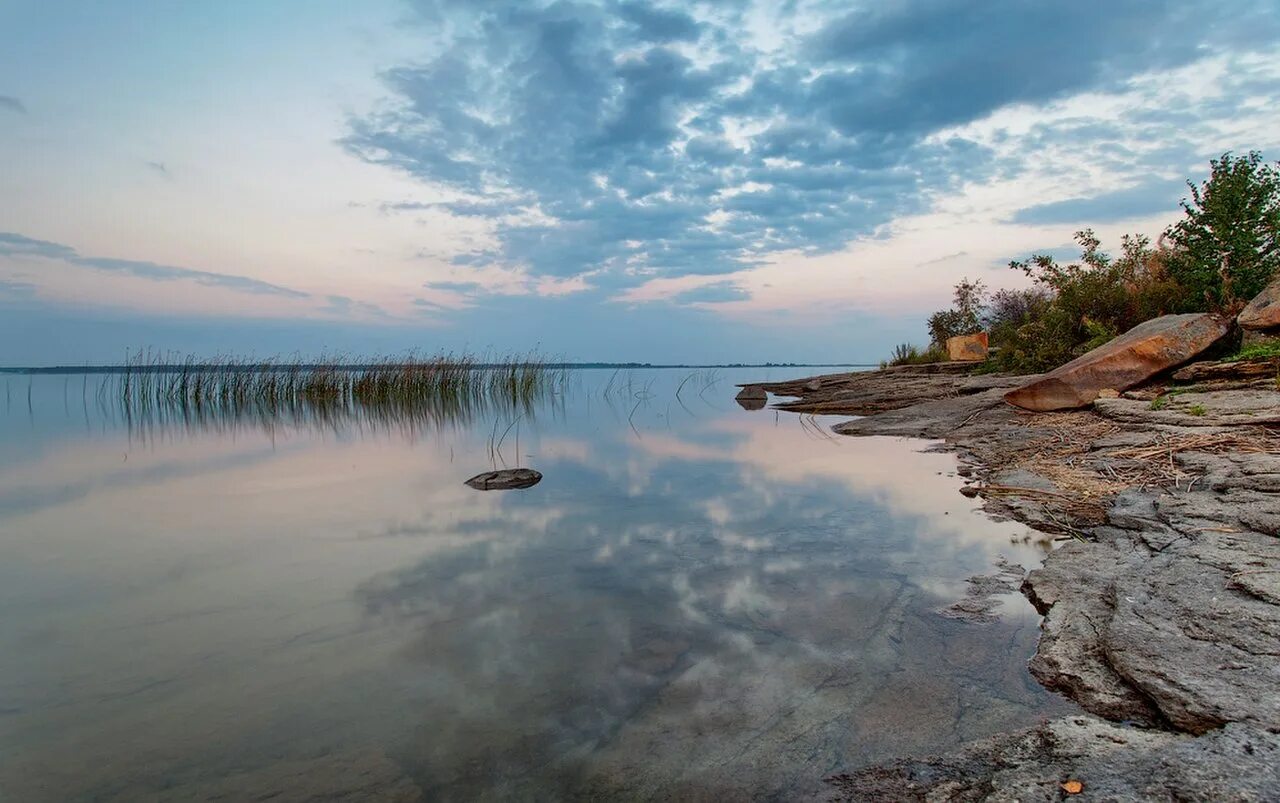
[1172,357,1280,382]
[465,468,542,490]
[825,716,1280,802]
[1095,389,1280,427]
[1004,313,1232,411]
[1238,276,1280,330]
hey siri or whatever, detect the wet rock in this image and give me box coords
[1023,536,1165,726]
[938,558,1025,623]
[748,365,1280,796]
[464,468,542,490]
[947,332,989,362]
[1025,501,1280,735]
[834,387,1018,439]
[1004,313,1232,411]
[1238,277,1280,330]
[734,385,768,411]
[824,716,1280,802]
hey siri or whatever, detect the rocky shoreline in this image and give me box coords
[747,364,1280,801]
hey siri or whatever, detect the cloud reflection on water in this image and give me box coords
[0,370,1067,800]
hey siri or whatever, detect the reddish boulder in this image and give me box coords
[1004,313,1232,411]
[1238,278,1280,330]
[947,332,989,362]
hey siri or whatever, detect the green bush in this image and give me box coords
[988,231,1183,372]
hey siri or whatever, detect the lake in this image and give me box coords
[0,367,1067,801]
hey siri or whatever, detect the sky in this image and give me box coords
[2,0,1280,365]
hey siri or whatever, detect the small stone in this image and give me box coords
[464,468,543,490]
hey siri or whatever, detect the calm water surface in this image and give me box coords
[0,368,1067,801]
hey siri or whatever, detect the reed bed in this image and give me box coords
[114,349,565,436]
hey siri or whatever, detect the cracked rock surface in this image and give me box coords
[760,365,1280,799]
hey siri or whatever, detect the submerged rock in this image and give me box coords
[1238,277,1280,330]
[464,468,543,490]
[938,558,1025,623]
[1004,313,1232,411]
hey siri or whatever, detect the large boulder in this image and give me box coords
[1238,277,1280,330]
[1004,313,1231,411]
[946,332,988,361]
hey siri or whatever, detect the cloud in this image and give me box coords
[0,277,37,298]
[0,95,25,114]
[1009,179,1188,225]
[671,280,750,304]
[0,231,310,298]
[425,280,483,293]
[917,251,969,267]
[321,294,388,317]
[344,0,1278,294]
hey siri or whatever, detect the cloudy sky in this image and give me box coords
[2,0,1279,365]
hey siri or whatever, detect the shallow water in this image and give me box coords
[0,368,1068,801]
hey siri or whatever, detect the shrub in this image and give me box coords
[987,230,1182,372]
[881,343,948,368]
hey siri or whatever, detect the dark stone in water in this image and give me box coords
[735,385,767,410]
[465,468,543,491]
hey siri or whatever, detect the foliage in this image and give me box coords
[881,342,947,368]
[984,230,1183,372]
[926,277,986,346]
[1165,151,1280,312]
[918,152,1277,375]
[1228,340,1280,361]
[1188,403,1207,417]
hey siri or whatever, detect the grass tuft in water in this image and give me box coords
[115,349,566,436]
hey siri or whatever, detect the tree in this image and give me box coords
[927,277,986,345]
[1166,151,1280,310]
